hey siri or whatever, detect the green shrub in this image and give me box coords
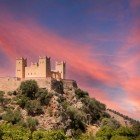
[0,123,31,140]
[17,95,30,108]
[45,130,67,140]
[82,97,106,123]
[136,135,140,140]
[111,135,132,140]
[96,126,114,140]
[79,132,95,140]
[66,106,86,132]
[25,100,43,116]
[114,127,134,137]
[52,80,64,94]
[0,91,5,106]
[32,130,46,140]
[2,109,22,124]
[75,89,89,99]
[131,122,140,137]
[101,118,120,129]
[20,80,39,99]
[32,130,67,140]
[35,88,52,105]
[26,117,38,131]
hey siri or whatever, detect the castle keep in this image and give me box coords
[16,56,66,80]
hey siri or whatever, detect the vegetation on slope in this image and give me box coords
[0,80,139,140]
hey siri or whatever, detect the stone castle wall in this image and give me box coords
[0,77,21,92]
[0,77,77,92]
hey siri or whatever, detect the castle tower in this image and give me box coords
[38,56,51,77]
[16,57,27,79]
[55,61,66,79]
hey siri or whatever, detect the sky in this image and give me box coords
[0,0,140,120]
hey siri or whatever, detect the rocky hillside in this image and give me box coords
[0,79,139,140]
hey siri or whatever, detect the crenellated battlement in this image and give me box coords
[16,56,66,80]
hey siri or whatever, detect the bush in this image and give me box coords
[25,100,43,116]
[35,88,52,105]
[2,109,22,125]
[32,130,46,140]
[0,91,5,106]
[52,80,64,94]
[20,80,39,99]
[96,126,114,140]
[111,135,132,140]
[131,122,140,137]
[114,126,134,137]
[45,130,67,140]
[75,89,89,99]
[26,117,38,131]
[0,123,31,140]
[101,118,120,129]
[17,95,30,108]
[82,97,106,123]
[66,106,86,132]
[79,132,95,140]
[32,130,67,140]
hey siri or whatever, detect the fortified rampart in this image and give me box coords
[0,77,77,92]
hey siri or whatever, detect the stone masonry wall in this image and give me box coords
[0,77,77,92]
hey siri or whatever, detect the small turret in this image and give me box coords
[38,56,51,77]
[55,61,66,79]
[16,57,27,79]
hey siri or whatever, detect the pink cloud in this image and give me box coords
[0,10,139,120]
[0,14,119,87]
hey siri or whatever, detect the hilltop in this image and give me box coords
[0,79,139,140]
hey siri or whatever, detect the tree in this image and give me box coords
[20,80,39,99]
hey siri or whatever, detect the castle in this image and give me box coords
[0,56,77,92]
[16,56,66,80]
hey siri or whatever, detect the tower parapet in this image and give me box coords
[16,57,27,79]
[15,56,66,80]
[55,61,66,79]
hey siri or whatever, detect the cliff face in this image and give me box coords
[0,79,139,139]
[0,79,104,135]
